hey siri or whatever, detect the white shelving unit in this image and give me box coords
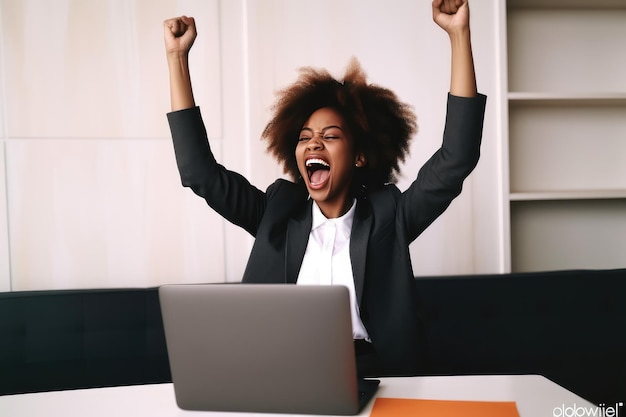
[505,0,626,272]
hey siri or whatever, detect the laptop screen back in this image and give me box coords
[159,284,361,415]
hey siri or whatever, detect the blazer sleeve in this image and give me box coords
[398,93,487,243]
[167,107,267,236]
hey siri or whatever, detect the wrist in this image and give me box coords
[448,27,471,44]
[166,50,190,65]
[167,52,192,80]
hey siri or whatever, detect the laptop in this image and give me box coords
[158,284,379,415]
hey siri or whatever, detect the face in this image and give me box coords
[295,107,366,218]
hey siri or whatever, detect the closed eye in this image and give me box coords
[297,135,338,142]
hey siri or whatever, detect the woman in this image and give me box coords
[164,0,486,377]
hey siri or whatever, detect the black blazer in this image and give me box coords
[168,93,487,376]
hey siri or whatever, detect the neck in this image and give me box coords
[316,197,354,219]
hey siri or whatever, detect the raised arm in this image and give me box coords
[396,0,485,242]
[163,16,271,236]
[432,0,477,98]
[164,16,197,111]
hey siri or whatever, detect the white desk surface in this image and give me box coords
[0,374,594,417]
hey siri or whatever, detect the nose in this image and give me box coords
[306,135,324,151]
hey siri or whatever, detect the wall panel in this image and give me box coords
[0,0,226,289]
[6,139,225,290]
[0,143,9,291]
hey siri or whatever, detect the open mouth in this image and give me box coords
[305,158,330,187]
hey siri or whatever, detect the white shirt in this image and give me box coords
[297,200,370,341]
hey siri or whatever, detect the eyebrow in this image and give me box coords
[300,125,344,133]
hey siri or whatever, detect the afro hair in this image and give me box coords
[262,58,417,189]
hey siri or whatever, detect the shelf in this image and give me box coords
[505,0,626,272]
[510,199,626,273]
[510,190,626,202]
[508,104,626,193]
[508,92,626,106]
[508,0,626,9]
[507,8,626,93]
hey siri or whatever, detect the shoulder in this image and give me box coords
[362,183,402,212]
[266,178,309,203]
[365,182,401,198]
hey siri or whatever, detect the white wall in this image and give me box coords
[0,0,504,291]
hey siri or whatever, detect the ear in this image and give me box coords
[354,152,367,168]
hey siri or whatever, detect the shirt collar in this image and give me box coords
[311,199,356,239]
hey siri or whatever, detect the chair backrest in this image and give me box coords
[415,268,626,405]
[0,288,171,395]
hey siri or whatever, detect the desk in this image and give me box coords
[0,375,595,417]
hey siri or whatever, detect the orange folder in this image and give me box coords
[370,397,520,417]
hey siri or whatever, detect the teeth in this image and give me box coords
[305,158,330,167]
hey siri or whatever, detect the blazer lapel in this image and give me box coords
[350,199,372,306]
[285,200,313,284]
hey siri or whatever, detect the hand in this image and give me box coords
[432,0,470,35]
[163,16,197,57]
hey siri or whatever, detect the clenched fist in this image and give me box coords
[163,16,197,57]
